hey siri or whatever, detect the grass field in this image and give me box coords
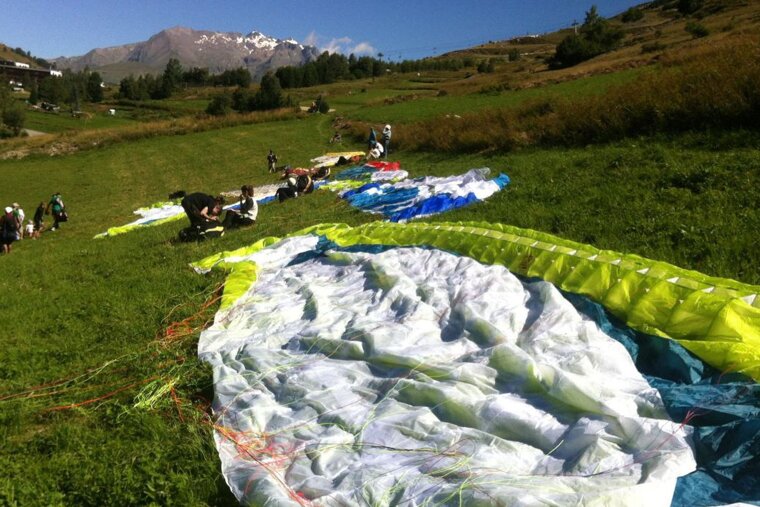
[2,98,759,507]
[1,5,759,504]
[23,109,137,134]
[345,68,644,123]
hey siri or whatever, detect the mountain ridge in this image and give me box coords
[51,26,320,82]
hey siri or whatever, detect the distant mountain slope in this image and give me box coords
[51,26,320,82]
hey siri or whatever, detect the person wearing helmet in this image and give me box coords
[381,124,392,158]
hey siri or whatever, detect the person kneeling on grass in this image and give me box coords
[223,185,257,229]
[367,141,384,160]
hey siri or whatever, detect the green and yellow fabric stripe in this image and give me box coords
[318,180,367,193]
[94,212,186,239]
[193,221,760,381]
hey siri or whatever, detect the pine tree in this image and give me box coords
[87,72,103,102]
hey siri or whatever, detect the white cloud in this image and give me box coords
[349,42,376,56]
[304,31,376,56]
[303,31,319,47]
[323,36,352,54]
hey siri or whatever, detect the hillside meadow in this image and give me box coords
[1,110,758,503]
[2,10,760,504]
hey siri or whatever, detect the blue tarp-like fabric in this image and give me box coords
[335,165,377,181]
[334,168,510,222]
[567,293,760,507]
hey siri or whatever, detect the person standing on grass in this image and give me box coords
[45,192,66,231]
[267,149,278,173]
[367,127,377,152]
[12,203,25,239]
[33,202,45,237]
[381,124,392,159]
[1,206,19,254]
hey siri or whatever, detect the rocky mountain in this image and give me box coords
[51,26,320,81]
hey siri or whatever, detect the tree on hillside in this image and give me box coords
[301,63,319,87]
[252,72,284,110]
[214,67,251,87]
[183,67,210,86]
[38,73,67,104]
[231,86,253,111]
[0,82,25,137]
[28,81,39,104]
[315,95,330,114]
[228,73,285,113]
[677,0,703,15]
[118,75,141,100]
[154,58,183,99]
[87,71,104,102]
[621,7,644,22]
[206,93,232,116]
[275,66,301,88]
[551,5,624,68]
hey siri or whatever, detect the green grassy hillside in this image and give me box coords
[1,115,758,505]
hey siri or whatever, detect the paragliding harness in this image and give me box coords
[178,222,224,242]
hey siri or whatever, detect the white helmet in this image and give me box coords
[383,124,391,132]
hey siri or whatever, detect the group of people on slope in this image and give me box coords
[1,193,67,254]
[267,149,329,203]
[179,185,258,240]
[179,127,395,239]
[367,124,392,160]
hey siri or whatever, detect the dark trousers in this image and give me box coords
[181,201,206,228]
[223,212,254,229]
[276,187,297,203]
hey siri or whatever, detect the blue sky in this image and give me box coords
[3,1,645,60]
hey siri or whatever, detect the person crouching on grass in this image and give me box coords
[180,193,225,229]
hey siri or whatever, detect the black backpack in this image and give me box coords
[296,175,314,194]
[2,213,18,236]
